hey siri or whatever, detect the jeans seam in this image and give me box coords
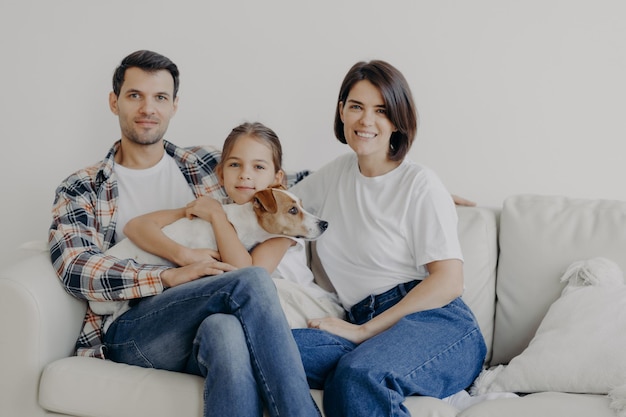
[226,294,281,416]
[405,327,481,380]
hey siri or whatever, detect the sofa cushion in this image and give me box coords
[456,206,498,363]
[39,356,460,417]
[492,194,626,365]
[459,392,615,417]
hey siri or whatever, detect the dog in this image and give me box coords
[105,186,328,266]
[91,186,328,319]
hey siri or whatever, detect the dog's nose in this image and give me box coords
[318,220,329,232]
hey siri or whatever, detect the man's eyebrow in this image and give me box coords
[125,88,171,97]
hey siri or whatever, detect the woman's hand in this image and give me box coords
[185,196,226,223]
[308,317,370,345]
[160,259,236,288]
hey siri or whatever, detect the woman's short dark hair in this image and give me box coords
[334,60,418,161]
[112,50,180,98]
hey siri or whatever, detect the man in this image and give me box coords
[49,50,319,417]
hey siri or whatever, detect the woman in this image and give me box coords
[290,60,486,417]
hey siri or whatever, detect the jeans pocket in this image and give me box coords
[105,340,154,368]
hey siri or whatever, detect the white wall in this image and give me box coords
[2,0,626,266]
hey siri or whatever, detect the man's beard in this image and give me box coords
[121,124,166,146]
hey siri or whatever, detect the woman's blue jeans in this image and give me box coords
[293,281,486,417]
[103,266,320,417]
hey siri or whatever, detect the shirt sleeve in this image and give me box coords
[407,169,463,267]
[48,173,166,302]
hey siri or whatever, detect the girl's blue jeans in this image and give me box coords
[103,266,320,417]
[293,280,486,417]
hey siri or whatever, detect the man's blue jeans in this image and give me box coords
[293,281,486,417]
[103,267,320,417]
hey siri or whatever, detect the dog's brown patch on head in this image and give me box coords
[253,188,278,214]
[253,187,327,239]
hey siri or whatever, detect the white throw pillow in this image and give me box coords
[472,257,626,396]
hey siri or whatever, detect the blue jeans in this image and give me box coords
[103,267,320,417]
[293,281,486,417]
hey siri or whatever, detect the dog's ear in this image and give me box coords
[269,183,286,190]
[253,188,278,214]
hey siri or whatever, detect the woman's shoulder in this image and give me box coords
[399,159,441,182]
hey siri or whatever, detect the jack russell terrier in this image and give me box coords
[91,186,328,320]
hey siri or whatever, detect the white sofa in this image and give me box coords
[1,193,625,417]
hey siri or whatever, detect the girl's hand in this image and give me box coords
[307,317,370,345]
[174,247,222,267]
[185,196,226,223]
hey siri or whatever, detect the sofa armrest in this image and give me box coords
[0,246,86,417]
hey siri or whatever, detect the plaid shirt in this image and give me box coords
[49,140,227,358]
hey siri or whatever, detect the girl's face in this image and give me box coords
[219,135,284,204]
[339,80,397,164]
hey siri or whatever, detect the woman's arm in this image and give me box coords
[309,258,464,344]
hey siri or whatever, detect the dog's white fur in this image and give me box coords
[91,187,328,319]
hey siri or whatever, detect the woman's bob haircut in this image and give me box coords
[334,60,418,162]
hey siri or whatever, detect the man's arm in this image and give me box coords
[48,173,166,302]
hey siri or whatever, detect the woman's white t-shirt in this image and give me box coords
[290,153,463,310]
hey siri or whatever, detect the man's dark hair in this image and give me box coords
[112,50,180,98]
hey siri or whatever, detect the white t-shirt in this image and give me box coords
[114,153,195,241]
[290,153,463,310]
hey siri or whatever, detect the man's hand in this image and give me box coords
[160,259,237,288]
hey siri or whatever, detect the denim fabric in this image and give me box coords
[347,280,420,325]
[293,281,486,417]
[104,267,320,417]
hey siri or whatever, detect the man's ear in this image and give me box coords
[172,96,179,116]
[253,189,278,214]
[109,92,119,115]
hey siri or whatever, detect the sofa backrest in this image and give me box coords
[456,206,499,364]
[491,194,626,365]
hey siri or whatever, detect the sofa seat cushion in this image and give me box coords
[40,357,205,417]
[459,392,614,417]
[39,356,461,417]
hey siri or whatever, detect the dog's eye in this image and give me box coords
[288,207,299,215]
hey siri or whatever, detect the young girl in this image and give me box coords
[124,122,343,327]
[290,61,487,417]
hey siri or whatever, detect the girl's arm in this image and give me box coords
[250,237,295,273]
[309,258,464,344]
[187,198,296,271]
[184,196,252,268]
[123,207,221,267]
